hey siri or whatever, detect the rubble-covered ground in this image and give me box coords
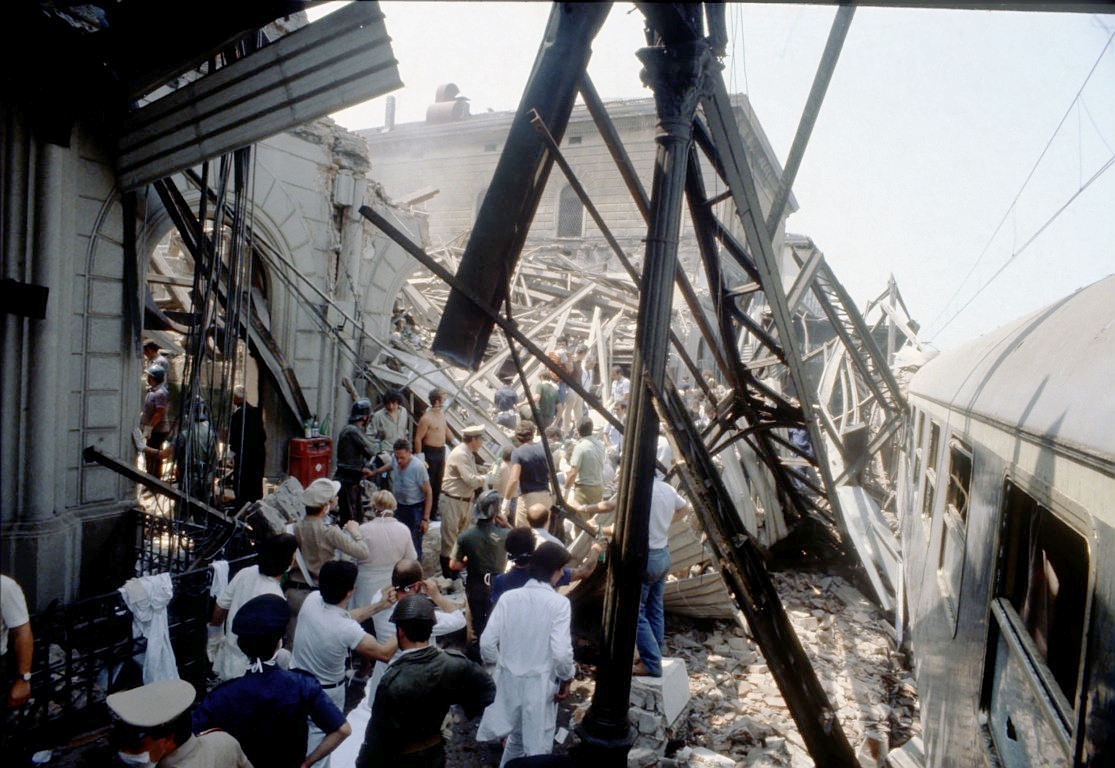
[438,567,919,768]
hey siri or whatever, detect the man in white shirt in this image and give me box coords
[1,574,33,708]
[609,365,630,410]
[635,478,688,677]
[476,542,575,767]
[572,476,690,677]
[210,534,297,681]
[330,559,467,768]
[292,561,396,767]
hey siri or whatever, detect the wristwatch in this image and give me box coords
[20,672,31,682]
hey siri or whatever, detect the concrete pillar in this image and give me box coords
[2,132,81,610]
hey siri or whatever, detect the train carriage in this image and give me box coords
[898,274,1114,767]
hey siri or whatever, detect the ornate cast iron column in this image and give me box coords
[575,17,710,764]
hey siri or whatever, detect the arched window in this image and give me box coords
[556,184,583,238]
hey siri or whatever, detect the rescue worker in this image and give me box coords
[368,391,410,490]
[286,478,369,642]
[476,542,575,767]
[194,595,352,768]
[173,396,217,513]
[448,490,509,655]
[335,398,377,525]
[228,385,266,506]
[107,678,252,767]
[437,425,488,580]
[500,421,552,527]
[355,595,494,768]
[140,364,171,478]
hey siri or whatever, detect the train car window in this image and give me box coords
[921,421,941,524]
[982,482,1089,764]
[937,439,972,631]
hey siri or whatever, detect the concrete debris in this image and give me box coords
[602,569,920,767]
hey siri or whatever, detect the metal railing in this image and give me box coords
[3,510,257,760]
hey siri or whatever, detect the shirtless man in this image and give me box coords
[414,388,448,522]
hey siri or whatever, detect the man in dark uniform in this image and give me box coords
[228,385,266,506]
[355,595,494,768]
[139,364,171,478]
[448,490,509,655]
[193,594,352,768]
[335,398,377,525]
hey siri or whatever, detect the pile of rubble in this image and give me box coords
[559,568,920,768]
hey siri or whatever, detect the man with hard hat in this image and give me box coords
[107,678,252,767]
[448,490,509,654]
[194,595,352,768]
[355,594,494,768]
[335,398,378,526]
[139,364,171,478]
[437,424,488,580]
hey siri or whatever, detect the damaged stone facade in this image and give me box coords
[0,104,420,609]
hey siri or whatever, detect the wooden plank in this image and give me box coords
[664,571,736,620]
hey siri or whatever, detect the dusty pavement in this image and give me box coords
[32,564,917,767]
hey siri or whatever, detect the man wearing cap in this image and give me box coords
[107,679,252,767]
[195,595,352,768]
[140,364,171,478]
[331,559,470,768]
[293,561,397,768]
[476,542,576,766]
[437,425,487,580]
[287,479,370,639]
[448,490,509,655]
[355,595,494,768]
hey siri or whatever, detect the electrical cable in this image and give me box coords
[932,152,1115,341]
[927,29,1115,335]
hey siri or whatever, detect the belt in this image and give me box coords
[443,492,472,502]
[399,732,444,755]
[320,678,346,690]
[286,580,314,591]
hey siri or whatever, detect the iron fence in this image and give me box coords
[3,510,257,760]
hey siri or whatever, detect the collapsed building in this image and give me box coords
[1,2,925,765]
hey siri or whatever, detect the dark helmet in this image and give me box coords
[350,397,372,422]
[474,489,501,520]
[146,365,166,383]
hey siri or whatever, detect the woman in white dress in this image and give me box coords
[351,490,417,609]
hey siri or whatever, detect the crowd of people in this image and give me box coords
[96,338,706,767]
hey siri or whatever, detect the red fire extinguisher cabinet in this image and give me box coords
[288,437,332,487]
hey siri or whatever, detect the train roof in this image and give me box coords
[911,274,1115,466]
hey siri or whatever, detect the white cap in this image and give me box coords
[106,680,195,728]
[304,478,341,508]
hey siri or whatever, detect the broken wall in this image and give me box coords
[0,103,410,609]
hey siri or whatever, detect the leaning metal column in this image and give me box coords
[575,35,709,764]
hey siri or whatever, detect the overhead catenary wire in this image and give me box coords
[927,29,1115,338]
[931,152,1115,341]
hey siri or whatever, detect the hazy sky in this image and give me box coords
[317,2,1115,352]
